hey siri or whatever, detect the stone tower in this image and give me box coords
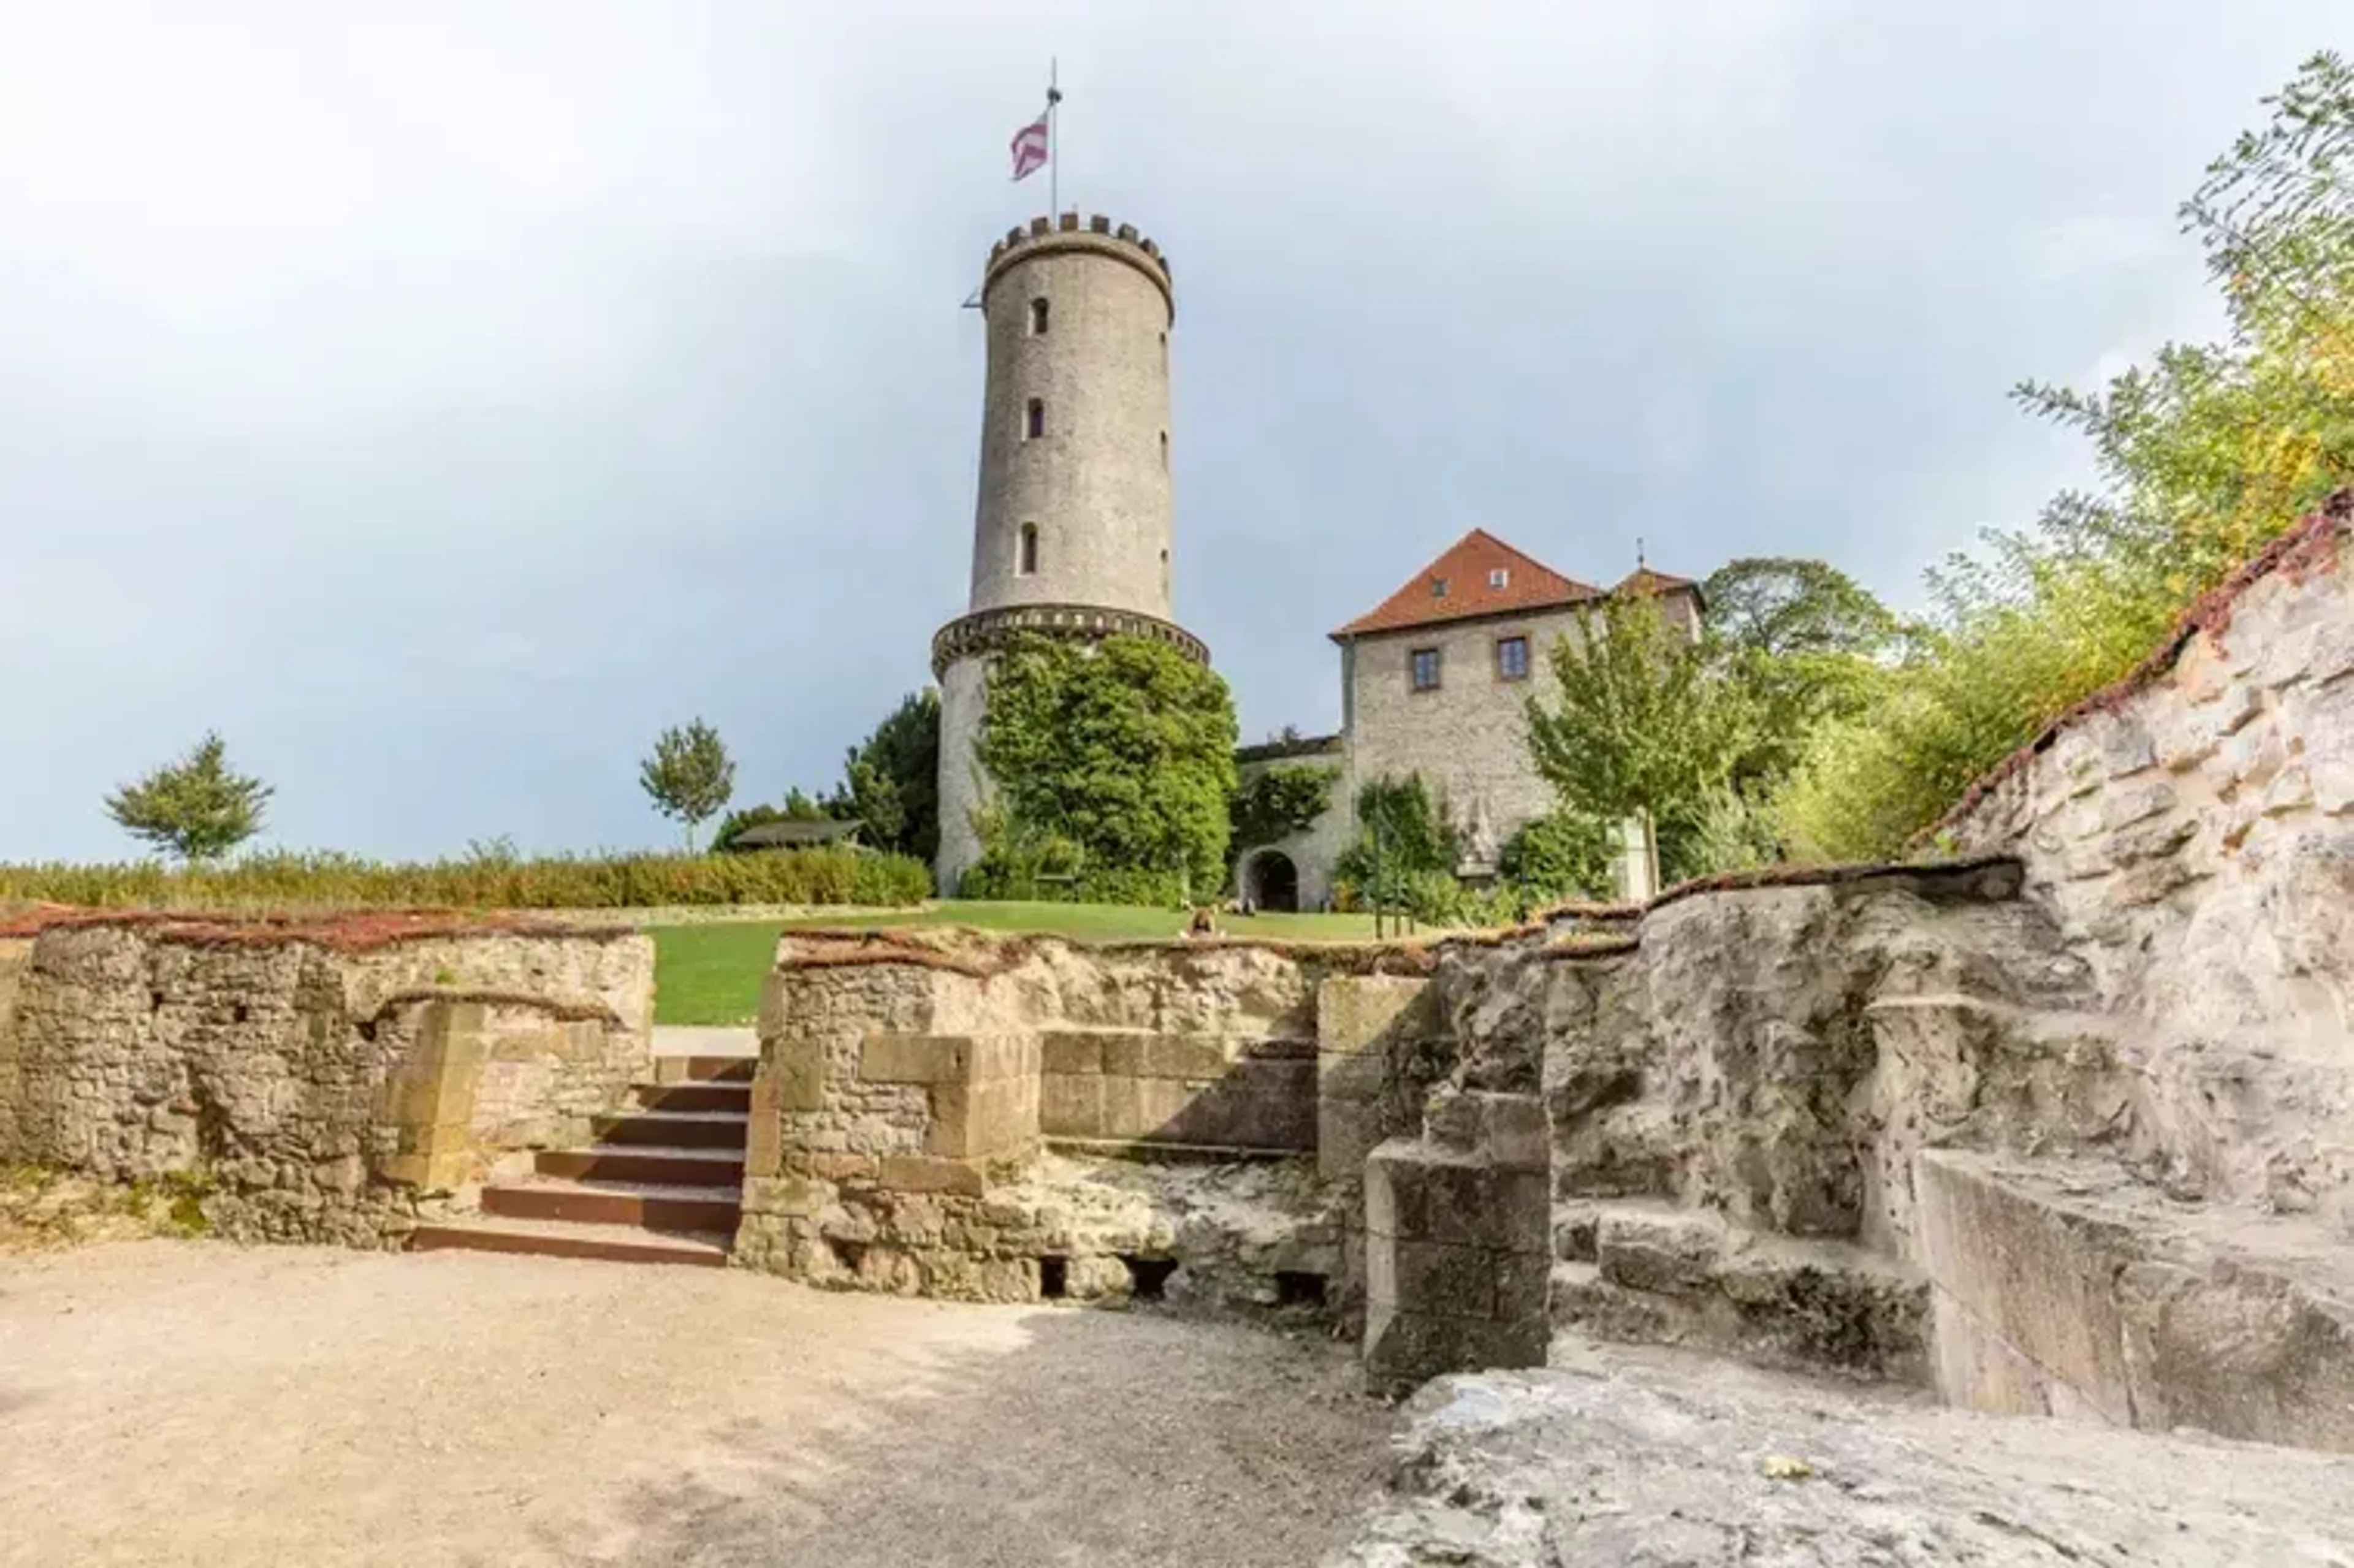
[932,213,1209,892]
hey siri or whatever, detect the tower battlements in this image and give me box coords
[983,213,1174,320]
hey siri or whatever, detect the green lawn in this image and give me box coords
[649,902,1384,1026]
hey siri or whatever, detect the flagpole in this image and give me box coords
[1046,58,1063,218]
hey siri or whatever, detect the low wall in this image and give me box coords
[734,930,1448,1312]
[1945,496,2354,1222]
[0,909,653,1245]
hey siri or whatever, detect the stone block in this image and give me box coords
[1096,1075,1202,1141]
[1368,1141,1548,1254]
[1039,1071,1104,1138]
[1596,1208,1726,1296]
[1103,1033,1230,1080]
[926,1076,1038,1159]
[1317,1046,1387,1103]
[1362,1305,1547,1396]
[863,1032,1034,1085]
[768,1036,827,1112]
[1319,1095,1387,1184]
[1368,1236,1495,1320]
[1914,1152,2135,1425]
[1316,975,1434,1057]
[743,1174,828,1219]
[877,1155,986,1196]
[1039,1029,1109,1076]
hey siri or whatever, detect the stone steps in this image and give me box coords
[1548,1199,1929,1383]
[1916,1147,2354,1452]
[409,1214,731,1268]
[406,1059,748,1269]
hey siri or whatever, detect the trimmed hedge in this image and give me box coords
[0,847,932,914]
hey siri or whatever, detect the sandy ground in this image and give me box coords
[0,1241,1396,1568]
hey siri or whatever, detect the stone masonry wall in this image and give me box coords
[1945,497,2354,1222]
[0,910,652,1246]
[735,929,1447,1314]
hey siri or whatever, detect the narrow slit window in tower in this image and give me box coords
[1159,431,1168,469]
[1019,523,1040,575]
[1025,398,1045,440]
[1159,331,1168,373]
[1029,296,1049,335]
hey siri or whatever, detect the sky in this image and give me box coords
[0,1,2342,862]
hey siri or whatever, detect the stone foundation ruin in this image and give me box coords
[2,498,2352,1533]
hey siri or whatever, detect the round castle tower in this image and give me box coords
[932,213,1209,892]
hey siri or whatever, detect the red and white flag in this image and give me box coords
[1010,115,1049,181]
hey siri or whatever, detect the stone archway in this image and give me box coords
[1243,850,1300,913]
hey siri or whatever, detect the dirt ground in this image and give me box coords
[0,1241,1397,1567]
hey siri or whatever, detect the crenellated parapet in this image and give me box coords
[982,212,1175,321]
[931,601,1209,678]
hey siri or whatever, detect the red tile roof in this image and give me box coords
[1330,530,1604,640]
[1613,566,1696,596]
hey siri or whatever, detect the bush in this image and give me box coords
[0,845,932,914]
[1497,812,1617,903]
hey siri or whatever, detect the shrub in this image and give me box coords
[1496,811,1617,903]
[0,845,931,914]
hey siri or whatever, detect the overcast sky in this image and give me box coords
[0,1,2340,861]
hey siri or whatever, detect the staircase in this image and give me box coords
[409,1055,751,1268]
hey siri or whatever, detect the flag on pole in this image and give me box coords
[1010,114,1049,181]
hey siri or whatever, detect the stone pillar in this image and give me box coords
[375,1000,489,1192]
[1362,1087,1551,1396]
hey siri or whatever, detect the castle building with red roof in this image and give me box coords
[1233,530,1704,911]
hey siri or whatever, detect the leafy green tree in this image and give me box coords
[826,688,941,863]
[1702,558,1904,790]
[638,718,736,851]
[1229,763,1335,858]
[1525,594,1754,875]
[1775,53,2354,861]
[104,732,273,864]
[975,634,1238,900]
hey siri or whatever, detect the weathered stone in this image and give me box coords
[1596,1207,1724,1296]
[1335,1362,2354,1566]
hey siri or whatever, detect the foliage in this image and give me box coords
[973,634,1238,900]
[1525,595,1754,849]
[1229,764,1336,854]
[0,845,931,913]
[1331,775,1460,913]
[959,802,1188,906]
[1700,558,1905,787]
[1666,785,1782,882]
[638,719,737,851]
[1774,53,2354,861]
[709,787,839,856]
[102,732,273,864]
[825,688,942,864]
[1496,810,1617,903]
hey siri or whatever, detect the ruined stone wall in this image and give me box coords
[1945,498,2354,1075]
[736,930,1446,1313]
[0,911,653,1245]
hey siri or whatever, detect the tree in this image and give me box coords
[1525,593,1754,881]
[1774,53,2354,861]
[104,732,272,864]
[826,688,941,863]
[975,634,1238,900]
[638,719,736,851]
[1701,557,1903,786]
[1496,810,1615,903]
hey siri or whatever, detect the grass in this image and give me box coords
[649,901,1385,1026]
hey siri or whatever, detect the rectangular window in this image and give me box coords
[1029,297,1049,335]
[1410,647,1441,691]
[1025,398,1045,439]
[1495,634,1529,681]
[1430,577,1449,598]
[1489,568,1509,588]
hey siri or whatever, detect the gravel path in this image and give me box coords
[0,1242,1394,1567]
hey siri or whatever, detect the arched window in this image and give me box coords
[1029,297,1049,335]
[1025,398,1045,439]
[1019,523,1040,575]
